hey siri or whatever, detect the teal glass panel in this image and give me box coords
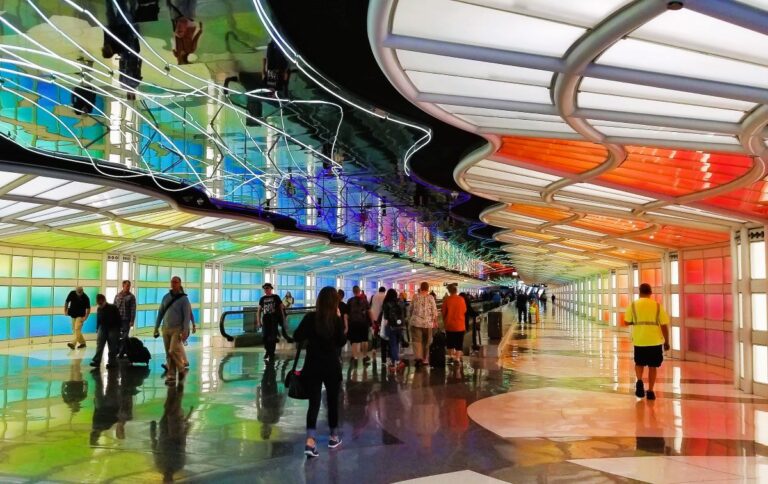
[171,267,185,280]
[0,286,7,309]
[147,265,158,282]
[30,286,53,308]
[0,254,9,277]
[0,318,7,340]
[31,257,54,278]
[158,265,171,282]
[54,259,77,278]
[84,287,98,307]
[29,315,51,337]
[10,287,28,308]
[78,260,102,280]
[11,256,30,278]
[82,313,96,333]
[53,287,72,305]
[52,315,70,336]
[9,316,28,339]
[186,267,201,283]
[139,264,148,281]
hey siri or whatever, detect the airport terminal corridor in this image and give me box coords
[0,305,761,484]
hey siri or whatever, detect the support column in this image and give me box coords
[731,231,740,388]
[741,227,754,393]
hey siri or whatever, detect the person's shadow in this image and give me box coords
[257,360,287,440]
[151,384,194,482]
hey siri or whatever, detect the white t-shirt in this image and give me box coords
[370,292,386,320]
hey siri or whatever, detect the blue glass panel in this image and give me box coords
[0,318,8,340]
[186,289,200,303]
[52,315,71,336]
[233,272,241,284]
[9,316,28,339]
[29,315,51,337]
[157,265,171,282]
[81,315,96,334]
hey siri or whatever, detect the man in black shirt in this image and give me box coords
[258,283,286,363]
[65,286,91,350]
[90,294,122,369]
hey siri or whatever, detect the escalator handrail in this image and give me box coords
[219,306,317,342]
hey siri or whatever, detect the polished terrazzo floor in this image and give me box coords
[0,306,764,483]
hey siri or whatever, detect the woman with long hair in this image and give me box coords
[293,286,347,458]
[382,288,406,372]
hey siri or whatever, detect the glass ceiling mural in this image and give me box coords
[0,0,489,277]
[370,0,768,283]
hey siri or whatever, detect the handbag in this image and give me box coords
[284,341,308,400]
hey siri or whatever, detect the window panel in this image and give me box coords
[78,260,102,280]
[755,345,768,384]
[684,259,704,284]
[29,315,51,338]
[31,258,53,278]
[10,287,28,308]
[106,260,118,280]
[753,293,768,331]
[11,256,30,278]
[704,257,724,285]
[9,316,27,339]
[751,241,766,279]
[52,315,71,336]
[30,287,52,308]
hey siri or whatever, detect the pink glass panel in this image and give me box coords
[685,293,705,318]
[724,256,733,284]
[704,258,724,284]
[705,329,726,358]
[687,327,706,352]
[705,294,724,320]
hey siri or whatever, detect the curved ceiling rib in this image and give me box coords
[369,0,768,282]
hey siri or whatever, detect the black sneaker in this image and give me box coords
[363,356,371,367]
[305,444,319,458]
[635,380,645,398]
[328,436,342,449]
[646,390,656,400]
[67,343,75,350]
[77,344,86,349]
[89,361,100,368]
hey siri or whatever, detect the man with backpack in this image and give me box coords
[154,276,192,385]
[115,280,136,359]
[347,286,371,368]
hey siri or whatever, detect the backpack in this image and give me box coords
[348,296,368,323]
[384,302,404,328]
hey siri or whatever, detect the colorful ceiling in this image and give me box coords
[370,0,768,283]
[0,161,479,284]
[0,0,494,278]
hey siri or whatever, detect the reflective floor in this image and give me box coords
[0,306,765,483]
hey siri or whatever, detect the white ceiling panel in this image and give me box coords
[406,71,552,104]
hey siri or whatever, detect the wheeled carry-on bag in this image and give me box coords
[429,330,447,368]
[487,312,503,340]
[126,337,152,365]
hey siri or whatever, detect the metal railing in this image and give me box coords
[219,306,315,342]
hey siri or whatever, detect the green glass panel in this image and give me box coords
[31,258,54,278]
[84,287,99,307]
[186,267,201,283]
[11,256,30,278]
[157,266,171,282]
[10,287,28,308]
[0,287,8,308]
[54,259,77,279]
[78,260,102,280]
[0,255,10,277]
[30,287,53,308]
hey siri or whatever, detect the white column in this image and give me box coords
[741,227,753,393]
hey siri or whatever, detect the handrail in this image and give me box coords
[219,306,316,342]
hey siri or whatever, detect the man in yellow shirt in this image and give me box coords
[624,283,670,400]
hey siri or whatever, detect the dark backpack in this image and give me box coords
[384,302,404,328]
[348,297,368,323]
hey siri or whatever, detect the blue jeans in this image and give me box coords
[386,326,401,362]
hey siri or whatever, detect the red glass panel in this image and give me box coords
[685,293,705,318]
[705,294,724,321]
[684,259,705,284]
[499,137,607,175]
[724,294,733,322]
[704,258,724,285]
[705,329,726,358]
[687,327,706,352]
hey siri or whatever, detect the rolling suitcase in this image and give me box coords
[429,330,446,368]
[487,312,502,340]
[126,336,152,365]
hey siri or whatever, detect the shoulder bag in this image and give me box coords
[285,341,308,400]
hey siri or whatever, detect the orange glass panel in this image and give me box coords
[704,257,724,285]
[641,268,656,286]
[499,137,607,175]
[633,226,729,248]
[684,259,704,284]
[506,204,572,222]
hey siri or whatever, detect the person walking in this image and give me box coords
[153,276,192,385]
[369,287,387,366]
[442,284,467,365]
[461,292,480,352]
[515,290,528,324]
[409,282,438,368]
[293,286,347,458]
[624,283,670,401]
[258,283,284,363]
[346,286,371,367]
[64,286,91,350]
[114,280,136,359]
[283,291,295,309]
[382,288,406,372]
[90,294,122,369]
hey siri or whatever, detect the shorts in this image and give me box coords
[348,320,369,343]
[446,331,465,350]
[634,345,663,368]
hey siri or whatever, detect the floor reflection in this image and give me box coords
[0,306,764,482]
